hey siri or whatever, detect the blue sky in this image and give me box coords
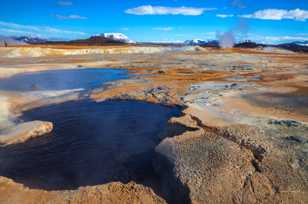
[0,0,308,43]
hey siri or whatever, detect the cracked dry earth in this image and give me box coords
[0,46,307,204]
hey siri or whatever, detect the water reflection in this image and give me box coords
[0,68,128,91]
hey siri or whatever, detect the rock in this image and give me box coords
[155,128,255,204]
[0,121,53,146]
[230,64,253,71]
[155,123,308,203]
[268,119,301,127]
[224,83,238,89]
[145,86,171,104]
[285,136,307,144]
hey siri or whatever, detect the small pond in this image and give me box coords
[0,68,128,91]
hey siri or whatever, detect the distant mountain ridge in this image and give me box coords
[184,39,219,47]
[292,41,308,46]
[276,42,308,52]
[184,39,207,46]
[0,35,26,46]
[183,38,308,53]
[46,33,134,45]
[0,33,133,46]
[13,36,48,44]
[0,35,47,46]
[1,34,307,53]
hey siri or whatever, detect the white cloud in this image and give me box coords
[55,14,88,20]
[0,21,86,38]
[0,21,41,32]
[57,1,73,6]
[125,5,215,16]
[216,14,234,18]
[0,28,33,35]
[43,27,85,35]
[241,8,308,21]
[153,27,174,31]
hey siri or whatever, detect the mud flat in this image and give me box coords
[0,45,307,203]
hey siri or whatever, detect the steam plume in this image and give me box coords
[216,31,235,48]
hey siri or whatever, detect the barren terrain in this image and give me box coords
[0,45,307,204]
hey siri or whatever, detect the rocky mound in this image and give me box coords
[0,121,53,146]
[0,177,165,204]
[155,120,308,204]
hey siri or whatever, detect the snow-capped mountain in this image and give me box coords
[0,35,27,46]
[184,39,207,46]
[62,33,134,45]
[12,36,47,44]
[100,33,133,43]
[0,35,48,46]
[184,39,219,47]
[292,41,308,46]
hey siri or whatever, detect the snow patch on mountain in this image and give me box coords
[13,36,47,44]
[184,39,207,46]
[100,33,134,43]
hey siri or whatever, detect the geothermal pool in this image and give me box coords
[0,99,183,190]
[0,68,128,91]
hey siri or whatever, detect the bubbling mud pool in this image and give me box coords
[0,68,128,91]
[0,99,186,192]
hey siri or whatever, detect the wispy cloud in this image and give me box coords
[57,1,73,7]
[241,9,308,21]
[216,14,234,18]
[0,28,32,35]
[0,21,41,32]
[125,5,215,16]
[153,27,174,31]
[0,21,87,38]
[55,14,88,20]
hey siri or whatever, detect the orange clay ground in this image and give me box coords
[0,45,307,204]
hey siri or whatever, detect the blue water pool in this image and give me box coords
[0,68,128,91]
